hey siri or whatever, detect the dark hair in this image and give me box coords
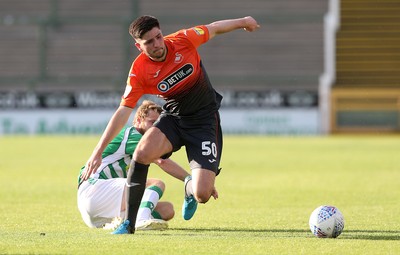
[129,15,160,39]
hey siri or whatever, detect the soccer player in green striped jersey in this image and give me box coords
[78,100,190,230]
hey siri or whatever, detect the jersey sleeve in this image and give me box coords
[180,25,210,48]
[120,61,145,108]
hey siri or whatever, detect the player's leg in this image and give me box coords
[191,168,216,203]
[182,112,223,220]
[113,126,172,234]
[153,201,175,221]
[182,168,216,220]
[78,178,126,228]
[118,178,169,231]
[135,180,172,231]
[182,174,197,220]
[135,201,174,231]
[136,179,165,223]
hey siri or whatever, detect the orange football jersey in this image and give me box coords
[121,25,221,117]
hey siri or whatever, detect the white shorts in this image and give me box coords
[77,178,126,228]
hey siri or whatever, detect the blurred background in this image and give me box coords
[0,0,399,135]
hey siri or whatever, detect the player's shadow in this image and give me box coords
[171,227,400,240]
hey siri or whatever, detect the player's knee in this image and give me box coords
[163,202,175,220]
[133,149,153,164]
[147,178,165,192]
[156,202,175,221]
[194,190,211,204]
[191,168,216,204]
[155,180,165,192]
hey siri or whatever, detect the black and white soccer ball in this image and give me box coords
[309,205,345,238]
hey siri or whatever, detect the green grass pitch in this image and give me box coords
[0,135,399,254]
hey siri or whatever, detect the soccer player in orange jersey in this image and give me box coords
[82,15,260,234]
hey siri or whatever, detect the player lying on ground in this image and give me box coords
[77,100,192,230]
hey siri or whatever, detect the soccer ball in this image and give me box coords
[309,205,345,238]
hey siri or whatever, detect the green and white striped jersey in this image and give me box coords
[78,126,142,185]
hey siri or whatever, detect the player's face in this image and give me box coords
[135,27,166,62]
[139,109,160,133]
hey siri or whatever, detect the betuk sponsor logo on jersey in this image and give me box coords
[157,63,194,92]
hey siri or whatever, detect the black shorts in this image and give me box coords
[154,112,223,175]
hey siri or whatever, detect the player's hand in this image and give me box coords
[81,151,102,181]
[243,16,260,32]
[211,186,219,200]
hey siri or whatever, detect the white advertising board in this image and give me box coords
[0,109,319,135]
[221,109,318,135]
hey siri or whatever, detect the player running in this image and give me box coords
[77,100,190,230]
[82,15,260,234]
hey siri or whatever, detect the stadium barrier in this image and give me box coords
[331,88,400,132]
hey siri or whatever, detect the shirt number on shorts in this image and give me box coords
[202,141,217,157]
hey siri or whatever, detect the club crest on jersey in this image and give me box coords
[174,53,183,63]
[157,63,194,92]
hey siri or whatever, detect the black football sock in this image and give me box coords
[125,161,149,233]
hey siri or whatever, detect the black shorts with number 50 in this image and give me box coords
[154,111,223,175]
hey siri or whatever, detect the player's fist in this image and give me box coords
[243,16,260,32]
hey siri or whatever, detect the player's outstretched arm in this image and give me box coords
[154,158,219,199]
[154,158,190,182]
[81,105,133,181]
[206,16,260,39]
